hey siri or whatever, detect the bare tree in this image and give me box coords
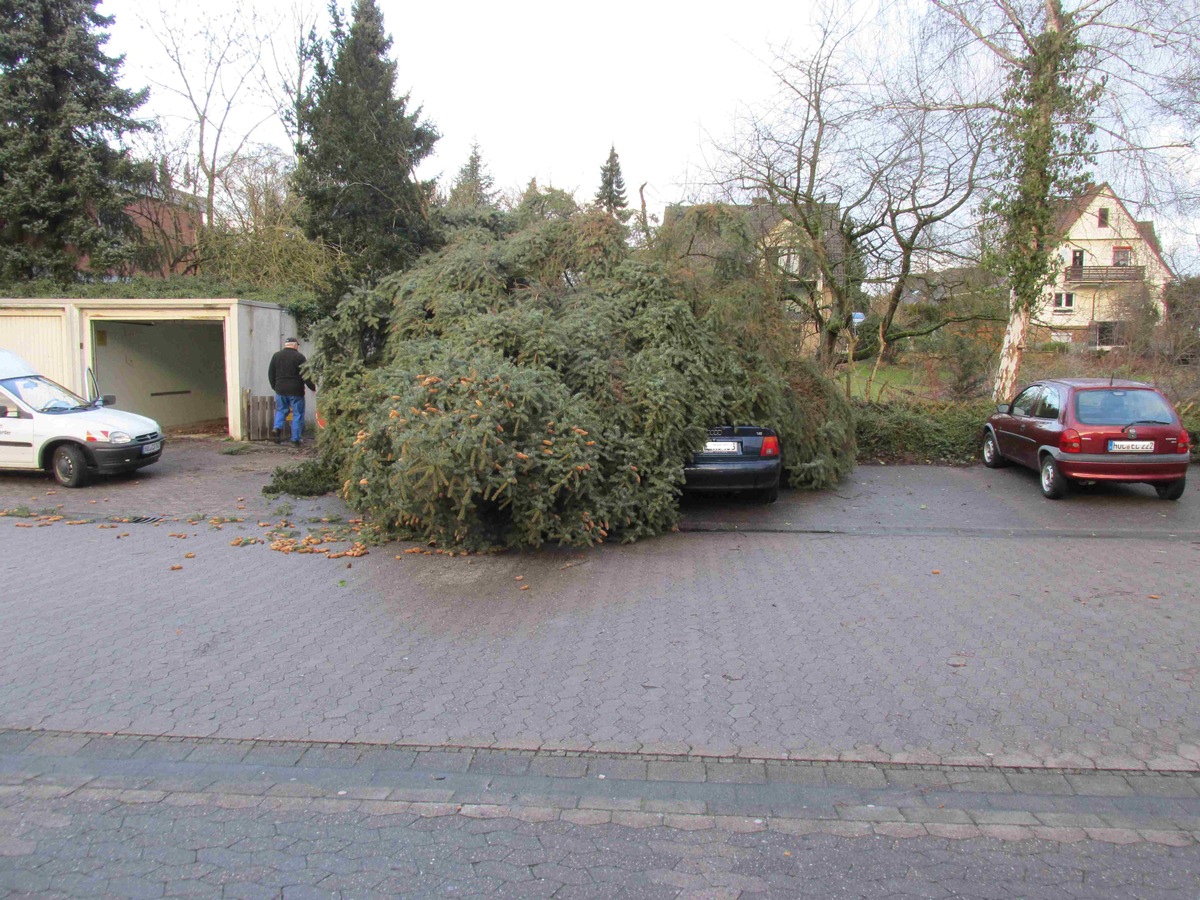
[923,0,1200,400]
[200,144,336,292]
[141,3,279,228]
[263,0,323,147]
[718,8,993,370]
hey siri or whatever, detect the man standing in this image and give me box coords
[267,338,315,447]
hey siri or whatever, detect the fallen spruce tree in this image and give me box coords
[281,204,854,551]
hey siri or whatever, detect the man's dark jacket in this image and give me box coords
[268,347,315,397]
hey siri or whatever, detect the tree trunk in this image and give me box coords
[819,328,840,369]
[992,288,1029,402]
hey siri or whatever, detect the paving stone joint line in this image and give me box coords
[5,727,1198,776]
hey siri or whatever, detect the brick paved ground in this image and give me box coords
[2,436,1198,536]
[2,731,1198,898]
[0,514,1197,769]
[2,448,1198,895]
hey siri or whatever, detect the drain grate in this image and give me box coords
[110,515,165,525]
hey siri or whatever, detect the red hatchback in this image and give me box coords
[982,379,1191,500]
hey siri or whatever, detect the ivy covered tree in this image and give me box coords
[0,0,151,283]
[445,141,498,211]
[926,0,1200,400]
[979,4,1099,401]
[594,145,628,217]
[292,0,438,310]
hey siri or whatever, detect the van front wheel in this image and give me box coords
[52,444,90,488]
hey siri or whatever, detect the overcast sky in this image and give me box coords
[98,0,807,222]
[96,0,1198,270]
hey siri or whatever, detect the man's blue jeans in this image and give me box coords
[273,394,305,442]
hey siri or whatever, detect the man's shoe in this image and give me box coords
[291,441,302,449]
[270,429,281,444]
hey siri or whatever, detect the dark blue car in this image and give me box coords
[683,425,784,504]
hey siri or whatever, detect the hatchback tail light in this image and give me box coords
[760,435,780,457]
[1060,429,1082,453]
[1178,429,1192,454]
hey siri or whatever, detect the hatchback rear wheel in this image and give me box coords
[1155,478,1186,501]
[1039,455,1069,499]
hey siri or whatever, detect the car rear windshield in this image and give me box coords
[1074,389,1176,426]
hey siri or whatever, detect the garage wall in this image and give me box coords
[3,297,301,439]
[92,320,227,427]
[236,302,312,425]
[0,311,68,385]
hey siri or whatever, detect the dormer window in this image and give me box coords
[1098,207,1110,227]
[1113,247,1132,266]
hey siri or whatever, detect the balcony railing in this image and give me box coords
[1063,265,1144,284]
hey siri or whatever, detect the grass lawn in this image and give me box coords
[842,361,937,401]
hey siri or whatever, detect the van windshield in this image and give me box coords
[0,376,90,413]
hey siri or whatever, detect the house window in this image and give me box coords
[771,247,800,275]
[1096,321,1121,347]
[1112,247,1132,266]
[1098,207,1110,227]
[1053,292,1074,312]
[1071,250,1084,267]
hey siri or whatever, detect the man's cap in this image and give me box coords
[285,337,299,345]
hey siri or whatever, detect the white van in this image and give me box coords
[0,349,163,487]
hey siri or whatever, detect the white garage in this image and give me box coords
[0,297,310,439]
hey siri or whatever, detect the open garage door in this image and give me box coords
[91,319,229,432]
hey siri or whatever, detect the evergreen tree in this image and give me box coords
[514,178,578,228]
[445,142,497,211]
[0,0,151,283]
[594,145,628,216]
[292,0,438,308]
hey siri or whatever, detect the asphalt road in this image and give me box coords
[1,439,1197,897]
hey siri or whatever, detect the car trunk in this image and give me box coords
[698,425,771,458]
[1076,423,1182,455]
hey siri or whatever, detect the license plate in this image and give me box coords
[704,440,739,453]
[142,441,162,455]
[1108,440,1153,453]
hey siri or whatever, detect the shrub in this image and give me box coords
[263,457,340,498]
[853,399,994,464]
[1178,400,1200,447]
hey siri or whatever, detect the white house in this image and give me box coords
[1038,183,1175,348]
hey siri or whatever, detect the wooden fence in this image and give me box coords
[242,393,276,441]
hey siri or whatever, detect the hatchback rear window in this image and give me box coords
[1074,389,1176,426]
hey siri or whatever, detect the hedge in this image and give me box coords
[856,397,1200,465]
[853,399,994,464]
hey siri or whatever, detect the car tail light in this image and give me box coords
[1060,429,1081,453]
[760,435,780,457]
[1178,429,1192,454]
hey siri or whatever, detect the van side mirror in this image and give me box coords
[996,402,1009,414]
[0,406,8,418]
[98,394,116,407]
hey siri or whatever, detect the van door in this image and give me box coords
[0,389,37,468]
